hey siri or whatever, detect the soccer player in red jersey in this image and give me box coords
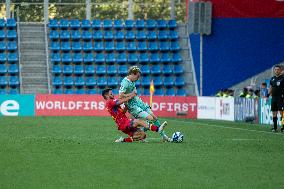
[102,88,167,142]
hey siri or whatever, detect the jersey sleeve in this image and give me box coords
[119,79,128,94]
[106,99,119,108]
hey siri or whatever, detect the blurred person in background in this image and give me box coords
[239,88,248,97]
[260,82,269,98]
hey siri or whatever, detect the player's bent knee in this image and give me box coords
[146,115,154,121]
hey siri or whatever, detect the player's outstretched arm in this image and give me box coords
[116,92,136,106]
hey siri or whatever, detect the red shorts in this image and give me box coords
[117,118,137,137]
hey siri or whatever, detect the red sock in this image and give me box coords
[150,125,159,132]
[123,137,133,142]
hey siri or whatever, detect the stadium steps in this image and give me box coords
[19,23,49,94]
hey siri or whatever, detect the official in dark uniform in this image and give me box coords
[269,65,284,132]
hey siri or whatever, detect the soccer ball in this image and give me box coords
[172,132,184,143]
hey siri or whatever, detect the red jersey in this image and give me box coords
[106,99,129,127]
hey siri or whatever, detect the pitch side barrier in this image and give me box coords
[0,94,273,125]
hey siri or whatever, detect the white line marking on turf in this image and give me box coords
[169,119,284,136]
[231,139,260,141]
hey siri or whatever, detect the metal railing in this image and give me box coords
[44,22,51,94]
[16,7,23,94]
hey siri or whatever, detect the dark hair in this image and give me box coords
[102,88,112,100]
[261,82,267,86]
[128,66,141,76]
[274,65,282,69]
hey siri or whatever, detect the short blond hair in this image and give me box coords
[128,66,141,75]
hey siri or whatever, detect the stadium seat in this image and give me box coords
[52,65,62,75]
[86,88,96,94]
[82,30,92,41]
[83,41,93,52]
[165,88,175,96]
[151,65,161,75]
[97,77,107,87]
[114,30,124,40]
[51,52,61,63]
[149,53,160,63]
[148,42,158,51]
[63,76,73,87]
[107,77,118,87]
[172,52,182,63]
[157,19,167,29]
[74,77,85,87]
[107,65,117,75]
[73,53,83,63]
[95,53,105,64]
[93,30,103,40]
[136,20,145,29]
[63,65,73,75]
[52,76,63,86]
[7,53,18,63]
[6,18,16,28]
[49,19,58,29]
[0,76,7,87]
[0,30,5,40]
[7,30,17,39]
[92,20,101,30]
[163,64,173,75]
[83,53,94,63]
[154,88,164,96]
[61,53,72,64]
[81,19,91,30]
[53,87,63,94]
[103,19,113,29]
[8,64,18,74]
[164,76,174,87]
[125,20,134,30]
[59,19,69,29]
[7,41,17,51]
[128,53,138,64]
[75,88,85,94]
[175,76,185,87]
[136,30,146,41]
[146,19,156,29]
[176,88,186,96]
[169,30,179,40]
[104,30,113,40]
[135,80,141,87]
[9,76,19,86]
[0,19,4,28]
[168,20,177,29]
[49,30,59,40]
[125,30,135,40]
[173,64,184,75]
[153,76,163,87]
[9,87,19,94]
[143,88,150,96]
[0,41,5,51]
[116,41,126,52]
[141,76,151,87]
[158,30,168,40]
[71,41,82,51]
[71,30,81,40]
[0,87,6,94]
[147,30,157,40]
[105,53,116,63]
[141,65,150,75]
[170,41,181,51]
[159,41,170,51]
[139,53,149,64]
[112,88,119,95]
[64,88,74,94]
[85,65,95,75]
[96,65,107,75]
[114,19,123,30]
[105,41,115,52]
[94,41,104,52]
[136,87,141,95]
[160,52,171,63]
[126,41,136,51]
[85,77,96,88]
[60,30,70,40]
[137,41,147,51]
[61,41,71,51]
[74,65,84,75]
[118,65,128,76]
[0,64,6,74]
[0,53,6,64]
[70,19,80,30]
[117,52,127,64]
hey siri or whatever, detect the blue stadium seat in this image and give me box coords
[52,76,63,87]
[139,53,149,64]
[128,53,138,64]
[97,77,107,87]
[103,19,112,29]
[83,41,93,52]
[52,65,62,75]
[0,52,6,63]
[96,65,106,75]
[74,65,84,75]
[51,52,61,63]
[105,41,115,52]
[136,20,145,29]
[0,19,5,28]
[136,87,141,95]
[149,53,160,63]
[105,53,116,63]
[61,53,72,64]
[71,41,82,51]
[0,30,5,40]
[173,64,184,75]
[153,76,163,86]
[107,77,118,87]
[154,88,164,96]
[7,53,18,63]
[125,20,134,30]
[86,88,97,94]
[0,64,6,74]
[118,65,128,76]
[163,64,173,75]
[94,41,104,52]
[49,19,58,29]
[143,88,150,96]
[49,30,59,40]
[112,88,119,95]
[81,19,91,30]
[172,52,182,63]
[148,42,158,51]
[53,87,63,94]
[59,19,69,29]
[64,88,75,94]
[158,30,168,40]
[82,30,92,41]
[146,20,156,29]
[73,53,83,63]
[8,64,18,74]
[176,88,186,96]
[137,41,147,51]
[168,20,177,29]
[175,76,185,87]
[170,41,181,51]
[75,88,85,94]
[63,65,73,75]
[164,76,174,87]
[141,65,150,75]
[93,30,103,40]
[136,30,146,41]
[104,30,113,40]
[50,41,60,51]
[0,87,6,94]
[83,53,94,63]
[165,88,175,96]
[71,30,81,40]
[7,41,17,51]
[135,80,141,87]
[116,41,126,52]
[151,65,161,75]
[7,30,17,39]
[9,76,19,86]
[60,30,70,40]
[107,65,117,75]
[141,76,151,87]
[0,76,7,87]
[126,41,136,51]
[125,30,135,40]
[70,19,80,29]
[157,19,167,29]
[0,41,6,51]
[9,87,19,94]
[6,18,16,28]
[85,65,95,75]
[160,52,171,63]
[117,52,127,64]
[63,76,73,87]
[92,20,101,30]
[61,41,71,51]
[147,30,157,40]
[85,77,96,88]
[114,30,124,41]
[74,77,85,87]
[169,30,179,40]
[114,19,123,30]
[159,41,170,51]
[95,53,105,64]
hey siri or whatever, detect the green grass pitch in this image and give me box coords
[0,117,284,189]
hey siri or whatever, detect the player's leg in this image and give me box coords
[271,99,278,132]
[133,119,166,133]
